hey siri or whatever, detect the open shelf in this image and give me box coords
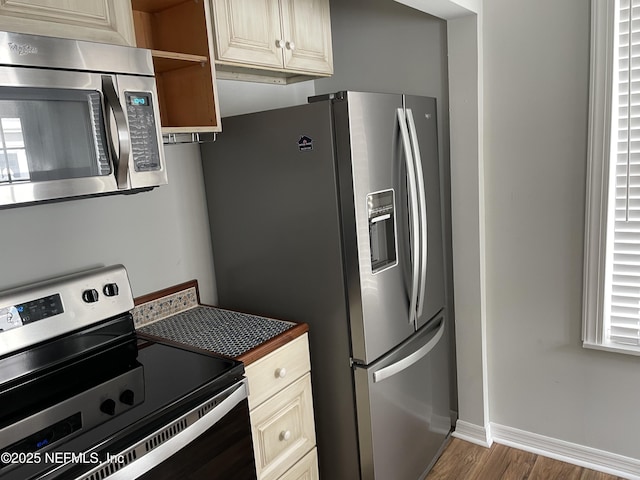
[132,0,221,133]
[151,50,208,73]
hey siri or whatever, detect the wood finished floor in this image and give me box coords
[425,438,625,480]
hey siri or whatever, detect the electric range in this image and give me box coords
[0,265,255,480]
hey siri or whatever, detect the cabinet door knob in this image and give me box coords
[286,41,295,51]
[275,39,285,48]
[275,367,287,378]
[280,430,292,441]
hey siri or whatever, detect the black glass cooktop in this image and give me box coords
[1,332,244,480]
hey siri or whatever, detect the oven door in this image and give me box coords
[76,379,256,480]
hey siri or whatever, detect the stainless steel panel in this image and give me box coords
[0,366,144,452]
[354,312,451,480]
[404,95,446,329]
[335,91,415,363]
[0,265,134,357]
[0,31,153,76]
[200,102,361,480]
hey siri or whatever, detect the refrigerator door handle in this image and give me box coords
[397,108,420,327]
[372,317,445,383]
[406,108,428,319]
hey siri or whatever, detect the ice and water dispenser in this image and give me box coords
[367,190,397,273]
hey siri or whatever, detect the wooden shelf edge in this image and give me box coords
[152,50,209,73]
[161,126,219,134]
[152,50,208,63]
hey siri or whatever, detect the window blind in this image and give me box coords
[608,0,640,345]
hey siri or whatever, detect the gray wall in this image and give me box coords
[216,79,315,117]
[315,0,448,100]
[484,0,640,457]
[0,143,218,304]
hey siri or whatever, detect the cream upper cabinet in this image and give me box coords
[212,0,283,69]
[211,0,333,82]
[279,0,332,74]
[0,0,135,46]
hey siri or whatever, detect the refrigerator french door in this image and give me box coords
[200,91,451,480]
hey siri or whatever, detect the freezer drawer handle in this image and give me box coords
[372,317,445,383]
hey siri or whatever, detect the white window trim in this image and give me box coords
[582,0,640,355]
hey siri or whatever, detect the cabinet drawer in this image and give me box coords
[251,373,316,480]
[280,448,319,480]
[245,333,310,409]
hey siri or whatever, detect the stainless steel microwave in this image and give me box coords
[0,31,167,208]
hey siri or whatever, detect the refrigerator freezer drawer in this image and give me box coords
[353,313,451,480]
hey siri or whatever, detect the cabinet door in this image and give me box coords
[251,374,316,480]
[280,0,333,74]
[211,0,283,69]
[0,0,135,46]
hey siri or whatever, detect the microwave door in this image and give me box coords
[0,66,119,207]
[113,74,167,190]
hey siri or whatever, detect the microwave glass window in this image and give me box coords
[0,87,110,184]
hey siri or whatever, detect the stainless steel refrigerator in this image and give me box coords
[200,91,452,480]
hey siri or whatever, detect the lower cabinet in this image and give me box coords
[245,333,319,480]
[279,448,319,480]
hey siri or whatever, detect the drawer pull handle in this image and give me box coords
[280,430,292,441]
[275,367,287,378]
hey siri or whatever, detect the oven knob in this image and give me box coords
[82,289,99,303]
[100,399,116,416]
[103,283,119,297]
[120,389,135,406]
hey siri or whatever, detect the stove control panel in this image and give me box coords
[0,265,134,357]
[0,365,145,465]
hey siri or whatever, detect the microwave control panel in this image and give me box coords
[125,92,161,172]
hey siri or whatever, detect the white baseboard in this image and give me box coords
[490,423,640,480]
[451,419,493,447]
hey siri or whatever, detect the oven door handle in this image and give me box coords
[102,75,131,190]
[80,379,249,480]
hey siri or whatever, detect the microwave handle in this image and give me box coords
[102,75,131,190]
